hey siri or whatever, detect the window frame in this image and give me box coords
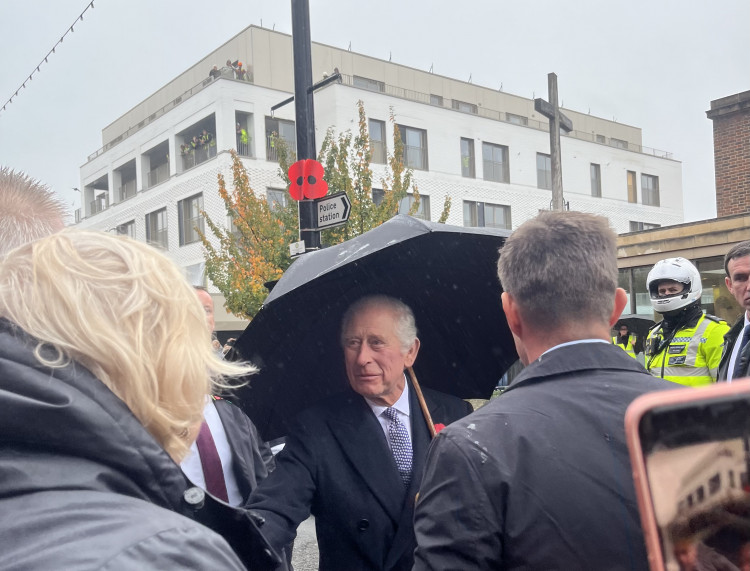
[463,200,511,230]
[398,125,429,171]
[482,142,510,183]
[641,174,660,206]
[178,193,204,246]
[369,119,387,164]
[590,163,602,197]
[460,137,475,178]
[145,207,168,249]
[536,153,552,190]
[116,220,135,238]
[627,171,638,203]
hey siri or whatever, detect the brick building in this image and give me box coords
[707,89,750,217]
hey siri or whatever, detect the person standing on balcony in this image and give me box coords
[209,65,220,80]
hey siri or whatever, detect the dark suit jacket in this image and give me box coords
[717,316,750,381]
[213,397,275,504]
[414,342,675,571]
[247,381,472,571]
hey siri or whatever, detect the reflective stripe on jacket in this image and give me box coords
[612,335,637,358]
[645,314,730,386]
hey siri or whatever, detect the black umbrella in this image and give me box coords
[233,215,517,440]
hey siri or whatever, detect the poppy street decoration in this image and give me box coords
[287,159,351,233]
[288,159,328,200]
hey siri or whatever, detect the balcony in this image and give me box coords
[147,163,170,188]
[181,144,217,171]
[118,180,136,202]
[90,195,109,215]
[266,135,296,162]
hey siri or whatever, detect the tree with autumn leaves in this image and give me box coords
[200,100,451,319]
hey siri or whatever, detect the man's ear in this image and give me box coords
[501,292,523,338]
[608,288,629,328]
[404,337,420,368]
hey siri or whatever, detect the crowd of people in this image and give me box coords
[1,164,750,570]
[180,129,215,156]
[209,59,252,82]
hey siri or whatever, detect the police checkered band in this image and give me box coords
[383,407,412,486]
[672,336,693,343]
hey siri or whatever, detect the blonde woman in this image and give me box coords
[0,230,257,569]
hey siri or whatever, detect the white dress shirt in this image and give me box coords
[365,374,413,444]
[180,398,243,506]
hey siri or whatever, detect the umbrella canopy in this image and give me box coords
[233,215,517,440]
[615,313,656,340]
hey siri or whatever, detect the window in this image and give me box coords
[178,193,204,246]
[369,119,387,164]
[708,474,721,496]
[145,208,168,249]
[627,171,637,203]
[506,113,528,126]
[429,94,444,106]
[353,75,385,93]
[611,138,628,150]
[536,153,552,190]
[463,201,511,230]
[629,221,661,232]
[116,220,135,238]
[460,138,475,178]
[590,163,602,197]
[451,99,478,114]
[641,174,660,206]
[267,188,288,211]
[398,193,430,220]
[372,188,384,206]
[482,142,509,183]
[398,125,428,170]
[596,134,606,144]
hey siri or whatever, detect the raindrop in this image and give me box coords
[603,433,610,442]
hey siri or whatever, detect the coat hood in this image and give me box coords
[0,319,188,510]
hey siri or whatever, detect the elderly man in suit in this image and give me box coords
[247,295,472,571]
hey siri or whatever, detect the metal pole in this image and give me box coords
[291,0,320,250]
[548,73,565,212]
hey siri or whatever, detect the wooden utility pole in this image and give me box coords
[534,73,573,212]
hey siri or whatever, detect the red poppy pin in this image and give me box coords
[287,159,328,200]
[434,423,446,434]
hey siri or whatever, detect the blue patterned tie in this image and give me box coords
[732,324,750,380]
[383,407,412,486]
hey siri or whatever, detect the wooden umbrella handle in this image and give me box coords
[407,366,437,439]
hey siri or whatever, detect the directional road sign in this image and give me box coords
[315,192,351,230]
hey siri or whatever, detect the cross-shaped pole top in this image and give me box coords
[534,73,573,212]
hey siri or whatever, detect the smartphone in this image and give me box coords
[625,380,750,571]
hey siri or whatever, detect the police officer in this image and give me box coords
[644,257,729,386]
[612,324,638,358]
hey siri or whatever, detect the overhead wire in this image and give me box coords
[0,1,96,116]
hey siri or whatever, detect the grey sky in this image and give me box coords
[1,0,748,223]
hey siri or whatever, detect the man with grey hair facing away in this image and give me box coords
[413,211,674,570]
[0,167,67,257]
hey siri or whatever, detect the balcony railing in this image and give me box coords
[339,73,675,160]
[117,179,136,202]
[266,135,296,162]
[90,195,109,215]
[181,144,217,171]
[236,138,251,157]
[147,163,170,188]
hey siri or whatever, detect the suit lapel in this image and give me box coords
[327,394,405,522]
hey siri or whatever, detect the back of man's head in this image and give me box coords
[0,167,67,257]
[497,211,618,331]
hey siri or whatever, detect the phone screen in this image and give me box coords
[635,389,750,571]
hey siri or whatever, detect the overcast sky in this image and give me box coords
[1,0,748,223]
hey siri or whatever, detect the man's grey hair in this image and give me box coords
[0,167,67,257]
[341,295,418,353]
[724,240,750,277]
[497,211,618,330]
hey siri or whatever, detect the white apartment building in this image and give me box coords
[76,26,683,331]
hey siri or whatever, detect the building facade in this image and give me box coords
[707,89,750,217]
[76,26,684,330]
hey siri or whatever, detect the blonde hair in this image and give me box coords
[0,230,256,461]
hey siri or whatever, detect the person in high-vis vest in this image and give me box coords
[644,257,729,386]
[612,324,638,358]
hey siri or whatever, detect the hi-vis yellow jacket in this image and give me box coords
[612,335,637,358]
[645,314,729,386]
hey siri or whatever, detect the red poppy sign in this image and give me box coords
[287,159,328,200]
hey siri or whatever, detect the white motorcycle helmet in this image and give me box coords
[646,257,702,314]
